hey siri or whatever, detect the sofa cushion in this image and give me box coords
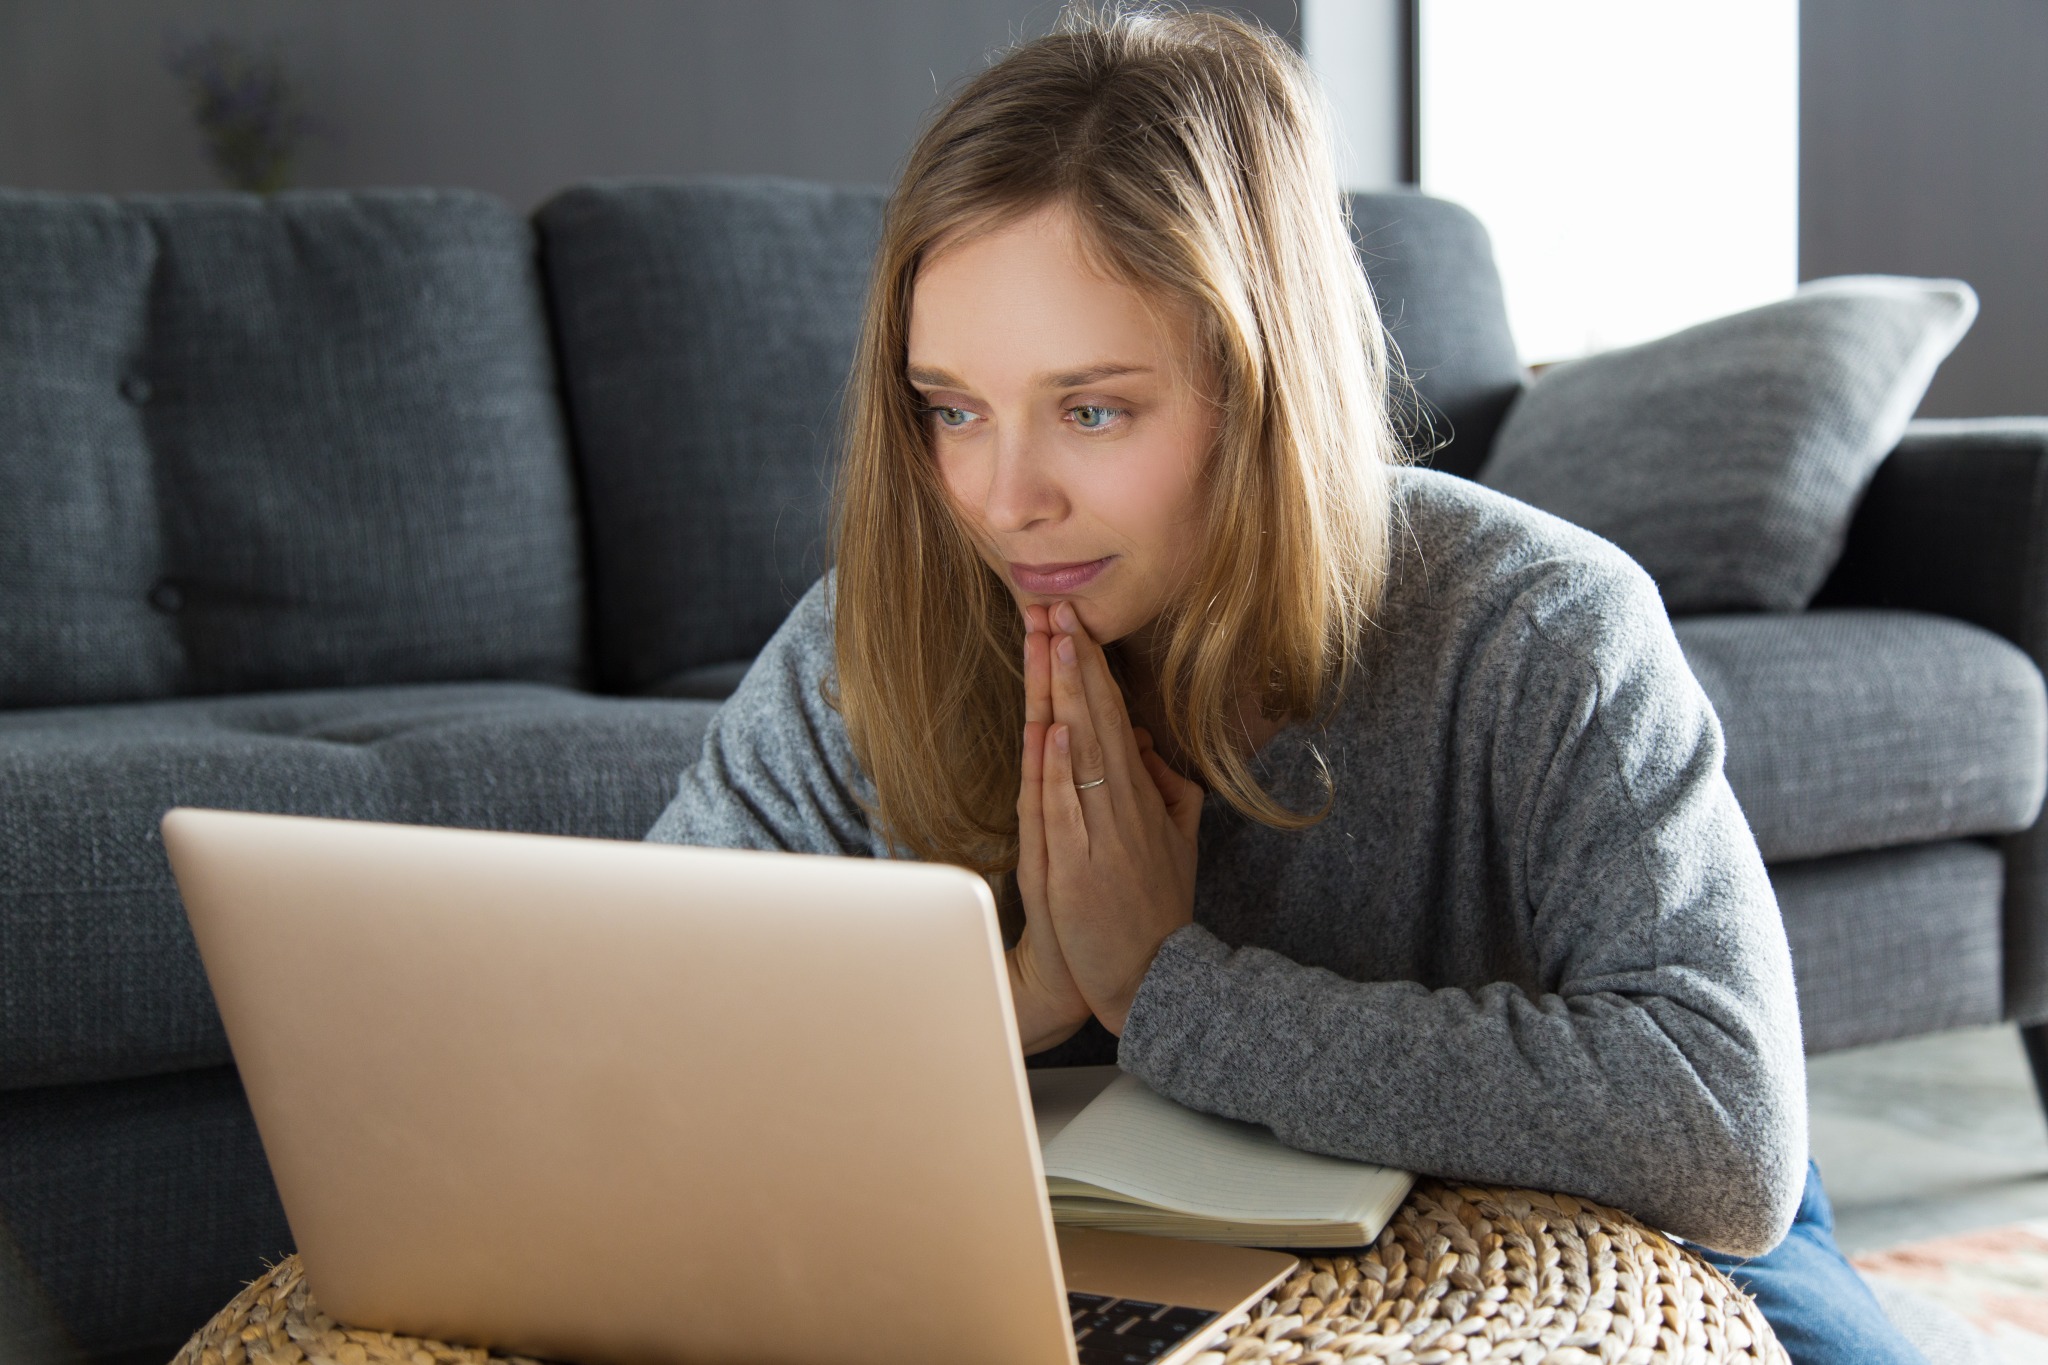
[0,188,585,710]
[1676,610,2047,862]
[1772,841,2004,1053]
[0,684,716,1090]
[0,1067,288,1360]
[1345,192,1525,478]
[537,178,885,696]
[1481,276,1977,612]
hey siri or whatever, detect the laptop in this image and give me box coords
[162,808,1296,1365]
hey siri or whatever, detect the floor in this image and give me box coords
[1813,1023,2048,1254]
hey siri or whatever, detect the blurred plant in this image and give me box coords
[164,31,324,194]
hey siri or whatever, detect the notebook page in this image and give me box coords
[1028,1064,1119,1149]
[1039,1073,1407,1224]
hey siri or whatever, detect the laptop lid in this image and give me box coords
[163,808,1076,1365]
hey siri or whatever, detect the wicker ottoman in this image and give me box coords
[175,1180,1786,1365]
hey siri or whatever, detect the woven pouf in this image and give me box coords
[175,1180,1786,1365]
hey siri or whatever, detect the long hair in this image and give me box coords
[831,3,1399,884]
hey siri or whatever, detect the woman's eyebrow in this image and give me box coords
[903,362,1153,388]
[1044,362,1152,388]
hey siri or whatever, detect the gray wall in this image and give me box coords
[1801,0,2048,418]
[8,1,2038,418]
[0,0,1297,210]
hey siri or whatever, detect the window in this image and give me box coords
[1416,1,1797,362]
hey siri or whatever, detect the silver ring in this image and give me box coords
[1074,777,1107,791]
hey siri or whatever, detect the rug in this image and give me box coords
[1856,1221,2048,1363]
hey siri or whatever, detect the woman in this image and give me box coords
[645,8,1919,1360]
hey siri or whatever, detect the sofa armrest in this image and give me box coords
[1814,417,2048,1021]
[1814,418,2048,648]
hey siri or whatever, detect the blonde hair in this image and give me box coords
[831,3,1399,884]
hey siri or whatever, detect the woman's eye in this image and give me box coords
[925,405,976,429]
[1069,404,1125,431]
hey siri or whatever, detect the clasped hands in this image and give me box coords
[1007,601,1205,1052]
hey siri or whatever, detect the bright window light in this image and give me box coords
[1419,1,1798,363]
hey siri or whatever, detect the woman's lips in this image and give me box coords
[1008,556,1114,594]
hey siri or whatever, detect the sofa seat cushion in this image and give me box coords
[1676,610,2047,862]
[0,683,717,1091]
[1772,841,2004,1053]
[0,1066,287,1360]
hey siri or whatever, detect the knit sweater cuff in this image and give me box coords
[1116,922,1245,1094]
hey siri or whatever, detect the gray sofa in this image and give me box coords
[2,177,2044,1363]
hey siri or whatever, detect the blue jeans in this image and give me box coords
[1695,1160,1925,1365]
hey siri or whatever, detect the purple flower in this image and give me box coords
[165,31,324,194]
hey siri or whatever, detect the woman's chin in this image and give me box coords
[1067,601,1148,645]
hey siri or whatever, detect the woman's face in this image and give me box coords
[907,201,1216,646]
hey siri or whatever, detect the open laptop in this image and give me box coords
[162,808,1295,1365]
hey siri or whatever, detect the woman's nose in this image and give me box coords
[979,430,1066,533]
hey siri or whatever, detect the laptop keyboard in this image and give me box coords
[1066,1292,1221,1364]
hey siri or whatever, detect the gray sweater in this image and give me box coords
[644,467,1808,1256]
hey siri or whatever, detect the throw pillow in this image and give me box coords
[1478,276,1978,613]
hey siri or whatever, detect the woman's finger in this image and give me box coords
[1055,601,1141,785]
[1019,718,1049,883]
[1049,619,1119,799]
[1138,745,1194,803]
[1024,627,1052,727]
[1042,722,1090,854]
[1137,745,1167,788]
[1017,614,1054,909]
[1140,748,1206,844]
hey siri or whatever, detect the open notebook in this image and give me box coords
[1029,1067,1414,1249]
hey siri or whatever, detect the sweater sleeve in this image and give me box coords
[642,575,887,859]
[1115,563,1809,1256]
